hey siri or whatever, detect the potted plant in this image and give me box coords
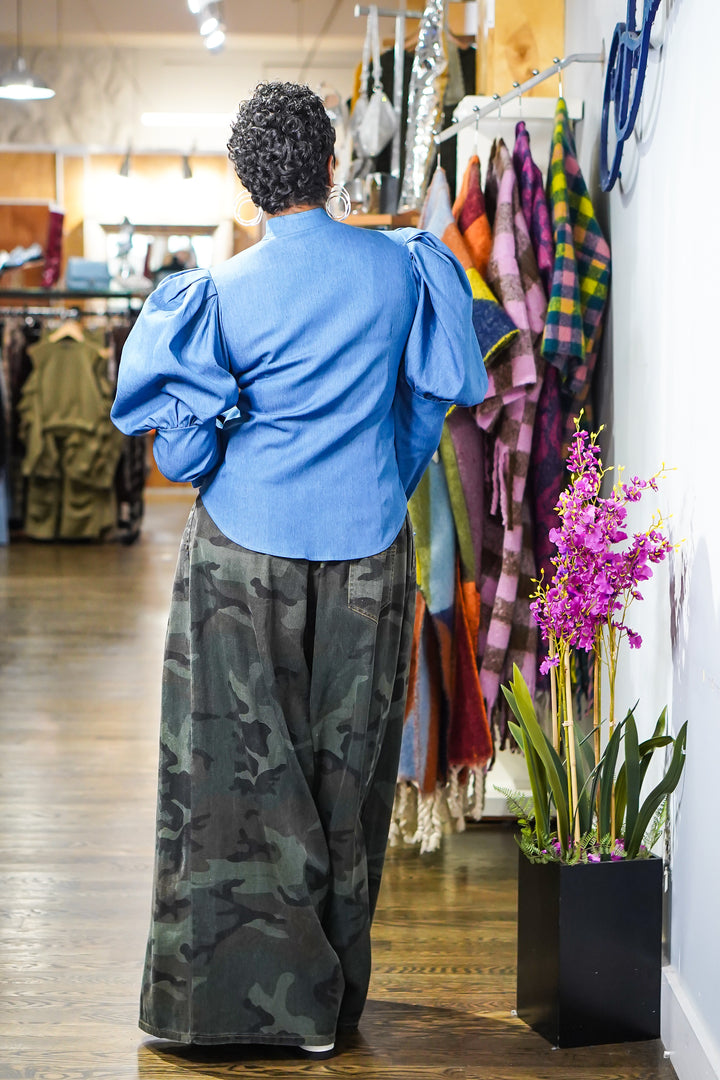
[500,423,687,1048]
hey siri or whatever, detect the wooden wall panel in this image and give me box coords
[0,202,49,248]
[476,0,565,96]
[61,155,86,268]
[0,202,50,287]
[0,152,56,201]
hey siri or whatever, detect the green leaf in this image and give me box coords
[624,712,641,844]
[579,727,598,772]
[643,802,667,853]
[507,717,524,751]
[506,665,570,851]
[588,756,603,828]
[572,724,593,836]
[575,755,603,812]
[507,715,550,847]
[651,708,668,741]
[502,683,524,728]
[598,714,629,836]
[639,735,673,785]
[615,733,673,835]
[626,722,688,858]
[614,768,627,835]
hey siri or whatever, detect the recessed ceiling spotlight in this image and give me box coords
[187,0,204,12]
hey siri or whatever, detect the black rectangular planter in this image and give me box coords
[516,850,663,1048]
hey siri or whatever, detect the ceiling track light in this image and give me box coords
[0,0,55,101]
[194,1,226,51]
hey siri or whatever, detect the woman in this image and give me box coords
[112,81,487,1056]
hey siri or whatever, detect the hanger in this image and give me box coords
[513,81,522,118]
[48,318,85,344]
[402,26,471,52]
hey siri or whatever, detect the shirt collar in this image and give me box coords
[264,207,332,237]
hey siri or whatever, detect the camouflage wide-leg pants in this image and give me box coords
[139,497,416,1047]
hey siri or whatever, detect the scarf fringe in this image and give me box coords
[389,769,487,855]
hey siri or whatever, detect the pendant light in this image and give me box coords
[0,0,56,101]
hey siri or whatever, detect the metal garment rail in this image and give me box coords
[0,306,79,318]
[354,5,424,17]
[0,306,136,319]
[434,50,605,145]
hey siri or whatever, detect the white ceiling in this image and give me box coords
[0,0,368,51]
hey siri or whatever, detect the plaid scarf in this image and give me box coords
[513,120,565,585]
[452,154,492,278]
[541,98,611,441]
[513,121,554,296]
[475,139,546,735]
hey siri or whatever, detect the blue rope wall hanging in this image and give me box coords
[600,0,663,191]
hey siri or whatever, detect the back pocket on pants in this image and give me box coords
[348,550,393,623]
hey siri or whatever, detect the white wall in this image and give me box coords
[0,43,358,153]
[565,1,720,1076]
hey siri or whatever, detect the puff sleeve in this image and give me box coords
[388,229,488,498]
[111,269,239,484]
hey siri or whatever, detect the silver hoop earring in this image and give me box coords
[234,192,263,227]
[326,183,351,222]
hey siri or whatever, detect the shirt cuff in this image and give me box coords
[152,421,221,483]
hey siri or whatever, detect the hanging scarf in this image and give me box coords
[513,119,564,585]
[475,139,546,735]
[419,167,519,365]
[452,154,492,278]
[542,98,611,444]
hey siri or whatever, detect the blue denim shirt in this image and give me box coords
[111,208,487,559]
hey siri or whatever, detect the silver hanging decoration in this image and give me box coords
[399,0,448,212]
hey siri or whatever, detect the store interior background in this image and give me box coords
[1,2,719,1078]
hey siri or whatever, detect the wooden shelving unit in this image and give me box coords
[346,211,419,229]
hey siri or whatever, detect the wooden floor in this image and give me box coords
[0,491,677,1080]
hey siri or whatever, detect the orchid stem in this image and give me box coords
[594,627,601,842]
[564,652,581,845]
[607,623,618,843]
[549,634,559,752]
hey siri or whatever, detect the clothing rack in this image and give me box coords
[434,50,605,144]
[0,306,80,319]
[0,306,135,320]
[0,287,145,304]
[354,4,425,179]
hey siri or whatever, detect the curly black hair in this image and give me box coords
[228,82,336,215]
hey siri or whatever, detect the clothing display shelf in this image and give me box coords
[347,210,419,229]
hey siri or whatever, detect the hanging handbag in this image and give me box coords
[352,6,398,159]
[349,12,372,157]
